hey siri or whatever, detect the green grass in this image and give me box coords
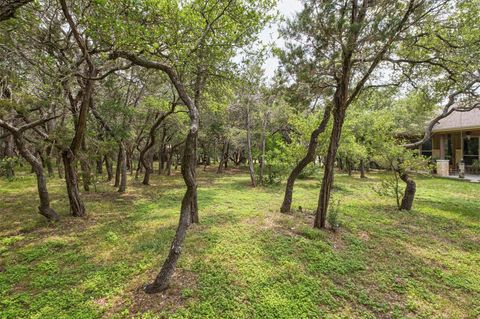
[0,168,479,318]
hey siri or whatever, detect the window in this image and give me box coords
[463,137,479,165]
[421,139,432,157]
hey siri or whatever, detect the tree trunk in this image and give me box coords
[114,147,121,187]
[217,139,229,174]
[315,106,345,229]
[3,134,15,178]
[118,141,127,193]
[246,105,256,187]
[259,115,267,185]
[346,158,352,176]
[360,159,366,178]
[13,134,59,221]
[56,154,63,179]
[142,149,153,185]
[62,150,86,217]
[105,154,113,181]
[280,105,331,213]
[166,148,174,176]
[144,121,198,294]
[400,172,416,210]
[96,158,103,175]
[80,158,91,192]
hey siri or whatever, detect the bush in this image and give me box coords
[0,157,18,180]
[327,198,341,231]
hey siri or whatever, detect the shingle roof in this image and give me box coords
[432,108,480,132]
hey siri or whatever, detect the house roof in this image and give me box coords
[432,108,480,132]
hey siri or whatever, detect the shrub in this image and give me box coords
[327,198,341,231]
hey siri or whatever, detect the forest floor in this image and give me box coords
[0,168,479,319]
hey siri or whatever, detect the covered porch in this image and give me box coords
[421,129,480,176]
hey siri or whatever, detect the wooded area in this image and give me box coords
[0,0,479,318]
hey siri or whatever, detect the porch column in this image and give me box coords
[439,134,445,160]
[437,160,450,177]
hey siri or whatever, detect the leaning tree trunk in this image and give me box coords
[118,141,127,193]
[280,105,331,213]
[143,116,198,294]
[399,172,416,210]
[315,106,346,229]
[62,150,86,217]
[14,135,59,221]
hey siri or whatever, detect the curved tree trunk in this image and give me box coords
[280,105,331,213]
[400,172,416,210]
[62,150,86,217]
[16,134,59,221]
[143,116,198,294]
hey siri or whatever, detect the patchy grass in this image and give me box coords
[0,168,479,318]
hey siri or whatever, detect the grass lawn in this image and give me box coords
[0,168,479,318]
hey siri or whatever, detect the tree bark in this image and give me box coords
[96,158,103,175]
[143,108,198,294]
[217,139,229,174]
[315,106,346,229]
[360,159,366,178]
[16,134,59,220]
[142,148,153,185]
[114,146,121,187]
[246,104,256,187]
[105,154,113,181]
[400,172,416,210]
[280,105,331,213]
[259,115,267,185]
[3,134,15,178]
[118,141,127,193]
[62,150,86,217]
[56,154,63,179]
[80,158,91,192]
[166,147,174,176]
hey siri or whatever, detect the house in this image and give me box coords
[420,108,480,174]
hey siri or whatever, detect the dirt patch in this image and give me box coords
[103,268,197,318]
[358,231,370,241]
